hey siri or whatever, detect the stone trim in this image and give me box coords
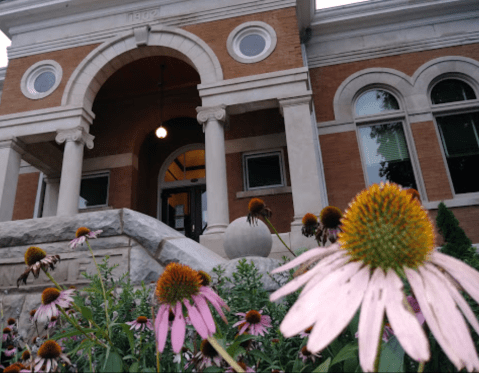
[83,153,139,172]
[225,133,286,154]
[61,25,223,110]
[55,127,94,149]
[236,186,291,199]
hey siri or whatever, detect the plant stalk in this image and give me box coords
[264,217,296,257]
[207,335,244,373]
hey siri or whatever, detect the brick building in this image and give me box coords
[0,0,478,259]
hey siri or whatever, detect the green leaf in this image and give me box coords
[142,368,156,373]
[331,343,358,367]
[102,350,123,372]
[80,306,94,321]
[312,357,331,373]
[248,349,273,364]
[226,334,255,359]
[129,362,139,373]
[378,336,405,372]
[120,323,136,352]
[292,357,302,373]
[51,328,95,340]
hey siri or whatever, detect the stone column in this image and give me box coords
[279,94,324,230]
[42,175,60,217]
[0,138,25,222]
[196,105,229,235]
[55,127,94,217]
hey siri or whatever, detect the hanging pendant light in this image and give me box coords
[156,64,167,139]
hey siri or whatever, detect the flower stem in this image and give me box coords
[42,269,64,291]
[373,321,385,372]
[264,217,296,257]
[58,307,108,349]
[85,239,111,336]
[207,335,244,373]
[417,361,425,373]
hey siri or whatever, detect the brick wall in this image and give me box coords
[310,44,479,123]
[12,172,39,220]
[0,45,99,115]
[183,7,303,80]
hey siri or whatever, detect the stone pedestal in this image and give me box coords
[55,127,94,216]
[0,138,24,222]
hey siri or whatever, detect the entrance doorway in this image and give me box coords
[158,144,206,242]
[161,185,207,242]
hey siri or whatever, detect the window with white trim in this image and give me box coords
[79,172,110,209]
[355,89,418,189]
[431,78,479,195]
[243,150,286,190]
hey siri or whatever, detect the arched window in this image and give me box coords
[355,89,418,189]
[432,79,479,194]
[164,149,206,182]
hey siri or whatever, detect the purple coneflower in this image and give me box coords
[17,246,60,287]
[2,363,26,373]
[34,340,70,373]
[195,339,222,368]
[5,345,17,357]
[126,316,153,332]
[233,310,271,336]
[3,327,12,341]
[154,262,229,353]
[47,316,59,329]
[299,346,321,363]
[270,182,479,372]
[247,198,272,226]
[69,227,102,249]
[34,288,75,323]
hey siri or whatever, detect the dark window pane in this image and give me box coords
[79,176,109,208]
[246,154,283,189]
[356,90,400,116]
[359,122,417,189]
[34,72,56,93]
[239,34,266,57]
[431,79,476,104]
[437,112,479,194]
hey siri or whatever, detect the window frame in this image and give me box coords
[78,171,110,210]
[242,149,287,191]
[430,77,479,197]
[353,87,423,192]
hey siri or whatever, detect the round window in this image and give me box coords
[227,22,277,64]
[21,60,62,100]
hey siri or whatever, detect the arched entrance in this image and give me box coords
[158,144,206,242]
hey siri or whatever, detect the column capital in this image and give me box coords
[278,93,312,116]
[0,137,26,155]
[196,105,227,127]
[55,127,94,149]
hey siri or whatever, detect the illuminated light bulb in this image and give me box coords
[156,126,167,139]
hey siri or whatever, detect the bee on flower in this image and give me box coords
[271,182,479,372]
[17,246,60,287]
[69,227,102,249]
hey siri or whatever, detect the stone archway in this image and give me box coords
[62,25,223,110]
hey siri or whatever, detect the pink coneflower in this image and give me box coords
[195,339,222,368]
[299,346,321,363]
[5,345,17,357]
[47,316,59,329]
[69,227,102,249]
[3,327,12,341]
[34,340,70,372]
[17,246,60,287]
[154,263,229,353]
[126,316,153,332]
[29,309,37,322]
[34,288,75,323]
[233,310,272,336]
[3,363,26,373]
[270,182,479,372]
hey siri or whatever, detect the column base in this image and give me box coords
[199,232,226,258]
[203,223,228,235]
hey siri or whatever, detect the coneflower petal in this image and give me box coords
[155,305,169,352]
[384,269,429,363]
[270,250,347,302]
[171,303,186,354]
[281,261,363,338]
[271,245,340,274]
[192,294,216,335]
[46,358,52,373]
[405,267,463,370]
[184,299,209,339]
[307,265,369,354]
[358,268,387,373]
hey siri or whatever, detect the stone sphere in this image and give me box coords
[223,216,272,259]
